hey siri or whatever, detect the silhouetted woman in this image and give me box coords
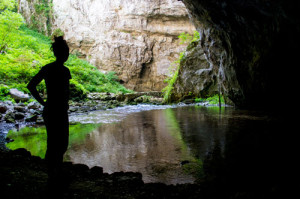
[27,36,71,187]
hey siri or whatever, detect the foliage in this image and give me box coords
[30,0,53,35]
[162,31,200,103]
[0,84,13,101]
[0,14,131,102]
[178,31,200,45]
[0,0,16,11]
[0,6,24,53]
[162,52,185,103]
[69,79,88,101]
[195,95,225,105]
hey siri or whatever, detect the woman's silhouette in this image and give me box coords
[27,36,71,187]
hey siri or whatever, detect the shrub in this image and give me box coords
[69,79,88,101]
[0,84,11,101]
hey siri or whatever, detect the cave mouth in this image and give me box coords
[180,0,300,109]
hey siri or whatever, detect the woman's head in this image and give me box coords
[51,36,69,63]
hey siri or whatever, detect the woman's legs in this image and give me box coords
[43,109,69,185]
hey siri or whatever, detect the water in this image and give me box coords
[6,104,280,185]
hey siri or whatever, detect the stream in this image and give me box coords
[5,104,275,185]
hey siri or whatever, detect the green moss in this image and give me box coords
[162,31,199,103]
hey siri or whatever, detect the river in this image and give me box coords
[5,104,280,186]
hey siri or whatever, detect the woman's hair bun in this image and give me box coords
[54,36,64,43]
[51,36,69,60]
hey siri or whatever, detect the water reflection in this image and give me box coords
[7,105,284,188]
[66,108,196,184]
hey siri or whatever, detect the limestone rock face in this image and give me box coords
[19,0,195,91]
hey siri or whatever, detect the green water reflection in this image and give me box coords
[6,123,101,158]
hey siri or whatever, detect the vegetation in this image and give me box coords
[162,52,185,103]
[30,0,53,35]
[195,95,225,105]
[162,31,200,103]
[178,31,200,45]
[0,1,131,102]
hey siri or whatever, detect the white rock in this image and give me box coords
[9,89,30,102]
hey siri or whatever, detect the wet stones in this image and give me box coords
[0,92,164,125]
[0,101,42,124]
[88,92,163,105]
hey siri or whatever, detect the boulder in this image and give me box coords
[9,89,30,102]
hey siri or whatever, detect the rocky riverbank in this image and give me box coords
[0,148,201,198]
[0,90,164,150]
[0,91,163,125]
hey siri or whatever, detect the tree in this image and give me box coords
[0,0,16,11]
[0,0,23,53]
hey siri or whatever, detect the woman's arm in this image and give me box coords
[27,70,46,106]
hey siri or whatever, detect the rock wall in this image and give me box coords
[176,0,300,108]
[19,0,195,91]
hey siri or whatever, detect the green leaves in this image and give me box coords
[0,0,16,11]
[0,10,24,53]
[178,31,200,45]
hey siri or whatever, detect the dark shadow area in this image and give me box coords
[200,113,299,199]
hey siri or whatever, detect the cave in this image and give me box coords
[178,0,300,109]
[1,1,300,198]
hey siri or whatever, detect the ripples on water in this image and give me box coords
[69,104,177,124]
